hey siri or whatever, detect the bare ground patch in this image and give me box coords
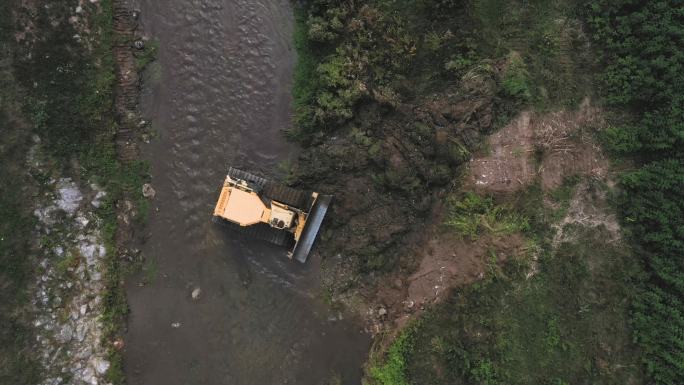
[468,97,607,193]
[366,223,527,334]
[552,180,621,247]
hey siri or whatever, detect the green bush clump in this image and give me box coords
[445,192,529,239]
[368,330,414,385]
[502,53,531,101]
[291,1,419,141]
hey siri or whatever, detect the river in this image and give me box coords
[123,1,370,384]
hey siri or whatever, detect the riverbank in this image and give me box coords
[1,1,147,383]
[289,1,651,384]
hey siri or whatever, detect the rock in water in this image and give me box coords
[142,183,156,199]
[191,287,201,300]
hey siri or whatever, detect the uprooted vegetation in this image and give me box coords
[290,0,594,280]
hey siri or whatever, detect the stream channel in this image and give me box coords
[123,1,370,384]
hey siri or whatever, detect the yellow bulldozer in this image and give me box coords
[212,167,331,263]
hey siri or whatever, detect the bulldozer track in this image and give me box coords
[227,167,313,210]
[213,217,294,247]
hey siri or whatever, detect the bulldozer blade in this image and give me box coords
[291,195,332,263]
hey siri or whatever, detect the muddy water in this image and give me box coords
[124,1,369,384]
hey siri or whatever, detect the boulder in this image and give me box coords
[142,183,156,199]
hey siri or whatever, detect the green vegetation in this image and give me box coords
[586,1,684,383]
[368,186,644,385]
[2,1,146,383]
[293,0,592,139]
[402,226,643,385]
[292,0,593,274]
[291,1,668,384]
[445,192,529,239]
[368,331,415,385]
[0,1,42,382]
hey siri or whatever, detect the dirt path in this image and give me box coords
[123,1,369,384]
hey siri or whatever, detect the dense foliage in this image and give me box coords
[587,1,684,384]
[0,1,42,382]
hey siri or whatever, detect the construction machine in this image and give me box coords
[212,167,331,263]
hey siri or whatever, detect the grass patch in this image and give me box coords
[135,40,159,71]
[444,192,529,239]
[290,6,323,142]
[470,0,595,109]
[367,329,415,385]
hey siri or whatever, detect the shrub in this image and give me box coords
[445,192,529,239]
[502,52,531,101]
[368,330,414,385]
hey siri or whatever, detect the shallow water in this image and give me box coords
[123,1,369,384]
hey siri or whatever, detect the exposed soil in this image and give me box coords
[359,97,611,336]
[468,97,607,193]
[552,180,621,247]
[112,1,140,163]
[469,110,537,191]
[372,230,526,332]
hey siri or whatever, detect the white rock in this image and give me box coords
[91,357,110,375]
[81,367,97,385]
[80,304,88,315]
[34,206,57,226]
[56,178,83,215]
[191,287,201,300]
[91,190,107,208]
[142,183,156,199]
[57,324,74,343]
[76,215,90,228]
[76,323,88,342]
